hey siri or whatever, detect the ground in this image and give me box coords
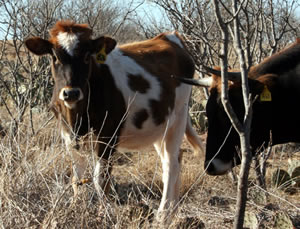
[0,110,299,228]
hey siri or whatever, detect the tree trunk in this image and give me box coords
[233,133,252,228]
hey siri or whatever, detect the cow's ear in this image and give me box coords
[25,37,53,56]
[92,36,117,55]
[256,74,278,89]
[251,74,278,95]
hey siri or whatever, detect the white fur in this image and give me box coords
[211,158,232,174]
[104,48,165,149]
[57,32,79,56]
[165,32,184,48]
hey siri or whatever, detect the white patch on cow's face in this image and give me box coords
[63,101,77,109]
[165,32,184,48]
[211,158,232,174]
[57,32,79,56]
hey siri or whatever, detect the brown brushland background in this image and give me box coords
[0,0,299,228]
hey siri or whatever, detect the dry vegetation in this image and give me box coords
[0,0,300,228]
[0,107,299,228]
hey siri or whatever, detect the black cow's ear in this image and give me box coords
[251,74,278,95]
[92,36,117,55]
[25,37,53,56]
[256,74,278,89]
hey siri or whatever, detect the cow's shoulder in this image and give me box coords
[110,32,194,82]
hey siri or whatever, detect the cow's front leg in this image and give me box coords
[61,129,90,199]
[71,150,89,198]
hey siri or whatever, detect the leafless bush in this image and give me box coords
[0,0,144,136]
[0,1,299,228]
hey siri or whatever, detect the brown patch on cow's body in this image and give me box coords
[133,109,149,129]
[120,33,195,82]
[127,74,150,93]
[149,80,176,125]
[119,33,194,126]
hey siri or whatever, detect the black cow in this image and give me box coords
[176,38,300,175]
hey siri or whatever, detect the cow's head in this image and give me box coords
[174,68,277,175]
[205,72,279,175]
[25,21,116,111]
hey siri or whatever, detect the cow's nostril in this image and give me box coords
[63,89,80,101]
[63,90,68,99]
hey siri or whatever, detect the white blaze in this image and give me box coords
[57,32,79,56]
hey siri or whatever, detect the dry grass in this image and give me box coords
[0,110,299,229]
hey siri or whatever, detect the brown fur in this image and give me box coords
[133,109,149,129]
[127,74,150,93]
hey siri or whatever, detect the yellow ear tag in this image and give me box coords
[260,85,272,102]
[96,45,107,64]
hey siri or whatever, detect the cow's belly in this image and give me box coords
[117,111,175,150]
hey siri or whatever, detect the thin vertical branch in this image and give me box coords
[212,0,253,228]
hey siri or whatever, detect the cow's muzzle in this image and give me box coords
[204,159,232,175]
[59,87,83,109]
[59,87,83,102]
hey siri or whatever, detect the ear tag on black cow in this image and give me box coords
[96,45,107,64]
[260,85,272,102]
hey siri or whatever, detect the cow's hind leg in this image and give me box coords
[93,141,116,199]
[154,111,187,223]
[93,145,115,218]
[93,158,112,197]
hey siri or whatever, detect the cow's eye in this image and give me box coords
[52,55,57,64]
[84,52,91,64]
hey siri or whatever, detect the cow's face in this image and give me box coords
[204,86,243,175]
[50,42,90,109]
[204,76,270,175]
[25,22,116,111]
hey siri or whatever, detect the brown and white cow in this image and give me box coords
[25,21,204,220]
[175,38,300,175]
